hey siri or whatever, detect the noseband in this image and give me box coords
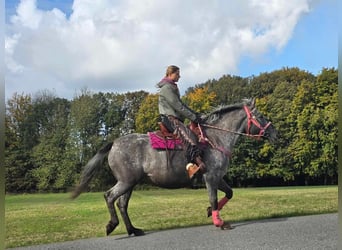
[243,105,271,140]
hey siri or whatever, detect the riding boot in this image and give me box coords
[186,163,200,179]
[194,156,206,173]
[186,156,206,179]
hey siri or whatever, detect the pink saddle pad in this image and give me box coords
[148,132,183,150]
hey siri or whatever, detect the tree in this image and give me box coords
[30,97,71,191]
[227,68,318,185]
[135,94,159,133]
[183,86,217,113]
[256,82,299,182]
[248,67,315,98]
[69,89,104,162]
[194,75,248,105]
[5,93,37,192]
[102,92,126,139]
[119,91,149,135]
[287,68,337,184]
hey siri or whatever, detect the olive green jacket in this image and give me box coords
[157,78,197,122]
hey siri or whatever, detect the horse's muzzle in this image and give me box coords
[264,124,278,144]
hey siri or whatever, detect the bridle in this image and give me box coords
[243,105,272,140]
[197,105,272,157]
[201,105,272,139]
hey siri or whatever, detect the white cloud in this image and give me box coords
[5,0,311,99]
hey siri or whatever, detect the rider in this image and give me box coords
[156,65,206,179]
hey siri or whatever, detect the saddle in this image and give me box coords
[147,122,181,150]
[158,122,176,138]
[147,122,205,150]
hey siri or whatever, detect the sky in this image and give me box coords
[5,0,337,100]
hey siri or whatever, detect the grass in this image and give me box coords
[5,186,337,248]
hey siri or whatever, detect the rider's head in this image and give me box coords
[165,65,180,83]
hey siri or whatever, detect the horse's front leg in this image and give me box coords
[205,176,231,229]
[207,176,233,217]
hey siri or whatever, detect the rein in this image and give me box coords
[197,124,232,158]
[201,123,259,138]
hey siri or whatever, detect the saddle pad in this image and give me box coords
[148,132,183,150]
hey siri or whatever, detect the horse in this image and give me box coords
[71,98,277,236]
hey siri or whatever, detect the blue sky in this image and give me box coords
[5,0,74,20]
[5,0,337,99]
[238,0,337,77]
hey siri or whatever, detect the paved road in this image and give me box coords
[11,213,337,250]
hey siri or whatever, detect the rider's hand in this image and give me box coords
[194,114,204,124]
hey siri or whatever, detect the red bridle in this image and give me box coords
[243,105,272,140]
[197,105,272,157]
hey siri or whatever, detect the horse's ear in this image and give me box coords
[251,98,256,108]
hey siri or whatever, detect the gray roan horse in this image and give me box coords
[71,98,277,236]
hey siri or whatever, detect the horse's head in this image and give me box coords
[243,98,278,143]
[202,98,278,143]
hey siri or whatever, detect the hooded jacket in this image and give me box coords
[157,78,197,122]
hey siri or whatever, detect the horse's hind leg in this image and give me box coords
[117,189,144,236]
[104,181,133,236]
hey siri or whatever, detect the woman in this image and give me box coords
[156,65,205,178]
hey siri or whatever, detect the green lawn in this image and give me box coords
[5,186,337,248]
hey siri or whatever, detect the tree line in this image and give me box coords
[5,67,337,193]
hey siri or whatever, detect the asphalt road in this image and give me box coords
[11,213,337,250]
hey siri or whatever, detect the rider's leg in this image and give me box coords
[185,146,206,178]
[168,116,206,178]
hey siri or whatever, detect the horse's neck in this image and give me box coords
[206,110,246,149]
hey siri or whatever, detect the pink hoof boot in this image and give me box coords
[207,197,229,218]
[212,210,224,227]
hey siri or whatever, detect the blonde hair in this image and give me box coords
[165,65,180,77]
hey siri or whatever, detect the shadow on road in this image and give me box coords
[232,217,288,228]
[114,216,288,241]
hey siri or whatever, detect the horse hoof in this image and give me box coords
[128,227,145,236]
[220,221,233,230]
[106,221,118,236]
[134,228,145,236]
[207,207,212,217]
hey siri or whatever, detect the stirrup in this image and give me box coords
[186,163,200,179]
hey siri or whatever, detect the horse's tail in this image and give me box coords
[71,142,113,199]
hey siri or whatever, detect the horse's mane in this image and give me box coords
[203,98,252,123]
